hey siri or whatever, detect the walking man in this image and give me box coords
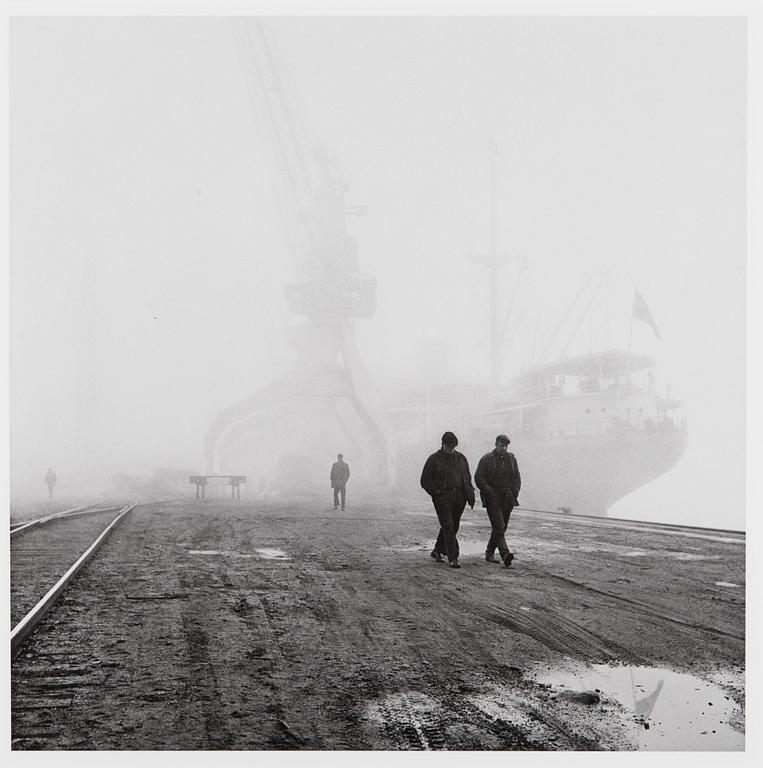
[330,453,350,510]
[420,431,475,569]
[474,434,521,568]
[44,467,57,500]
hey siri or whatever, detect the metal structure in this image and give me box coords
[204,21,390,493]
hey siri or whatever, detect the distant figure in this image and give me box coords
[474,434,521,568]
[44,467,57,500]
[420,431,475,569]
[330,454,350,510]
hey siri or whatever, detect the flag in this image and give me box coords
[632,290,661,339]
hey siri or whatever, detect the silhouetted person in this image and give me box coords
[420,431,475,569]
[45,467,57,500]
[330,454,350,510]
[475,434,521,568]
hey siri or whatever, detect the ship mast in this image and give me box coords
[471,138,517,406]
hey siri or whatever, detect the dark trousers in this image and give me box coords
[485,491,515,561]
[333,485,346,509]
[432,491,466,562]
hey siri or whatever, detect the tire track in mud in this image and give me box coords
[184,516,314,749]
[308,539,641,750]
[365,682,591,750]
[374,693,440,749]
[536,570,744,641]
[250,532,474,749]
[172,517,240,748]
[477,601,645,663]
[290,537,591,749]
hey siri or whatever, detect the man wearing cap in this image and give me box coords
[330,454,350,510]
[474,434,521,568]
[420,431,475,569]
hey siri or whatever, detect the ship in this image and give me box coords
[386,142,687,517]
[387,348,687,517]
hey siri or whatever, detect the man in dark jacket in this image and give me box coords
[474,434,521,568]
[330,454,350,510]
[420,431,475,569]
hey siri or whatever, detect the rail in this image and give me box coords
[10,502,118,537]
[11,501,137,658]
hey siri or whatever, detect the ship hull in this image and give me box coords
[394,429,687,517]
[508,429,687,517]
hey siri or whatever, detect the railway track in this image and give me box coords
[11,501,136,658]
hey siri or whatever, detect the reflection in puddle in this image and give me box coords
[531,662,743,751]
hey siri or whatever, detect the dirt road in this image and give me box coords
[11,497,745,750]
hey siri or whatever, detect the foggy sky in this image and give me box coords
[9,15,746,529]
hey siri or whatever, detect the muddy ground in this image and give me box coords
[10,496,745,750]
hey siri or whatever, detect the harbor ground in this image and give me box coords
[11,495,745,751]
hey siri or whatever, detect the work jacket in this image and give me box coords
[420,449,475,506]
[474,450,521,508]
[330,461,350,488]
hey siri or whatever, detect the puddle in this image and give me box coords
[531,662,744,750]
[381,544,429,553]
[187,548,291,560]
[187,550,253,558]
[379,538,715,565]
[452,540,498,557]
[383,540,495,557]
[254,547,291,560]
[715,582,740,588]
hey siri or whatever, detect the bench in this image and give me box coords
[189,475,247,500]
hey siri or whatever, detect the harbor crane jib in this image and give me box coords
[204,20,390,495]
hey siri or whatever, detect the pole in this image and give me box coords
[488,137,499,405]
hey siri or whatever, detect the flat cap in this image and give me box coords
[496,434,511,445]
[441,431,459,447]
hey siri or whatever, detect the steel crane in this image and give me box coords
[204,19,391,494]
